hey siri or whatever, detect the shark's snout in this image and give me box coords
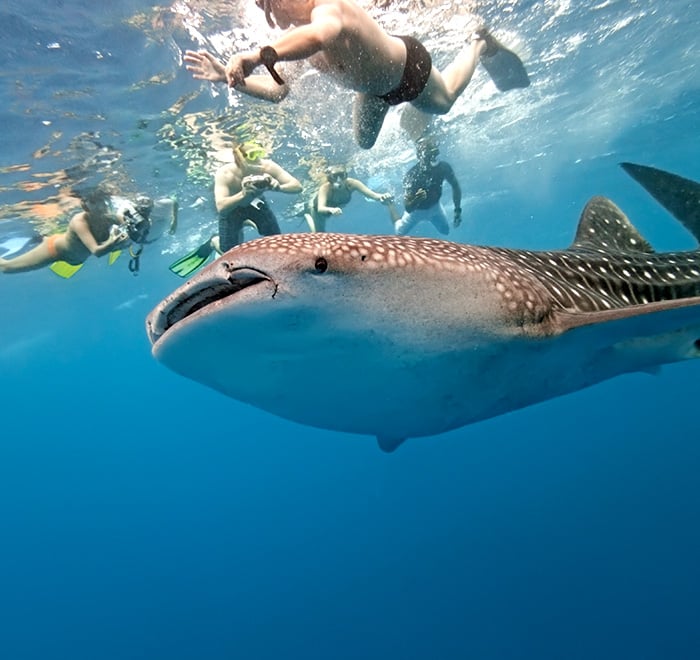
[147,266,274,346]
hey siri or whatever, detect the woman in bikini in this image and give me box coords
[0,188,131,274]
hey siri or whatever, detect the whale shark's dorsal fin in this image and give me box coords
[569,195,655,254]
[621,162,700,244]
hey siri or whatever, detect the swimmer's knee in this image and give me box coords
[353,108,381,147]
[355,128,380,150]
[353,94,388,149]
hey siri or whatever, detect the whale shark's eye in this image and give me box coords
[315,257,328,273]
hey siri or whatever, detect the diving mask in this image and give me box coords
[327,166,347,184]
[238,143,267,162]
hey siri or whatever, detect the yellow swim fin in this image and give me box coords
[108,250,122,265]
[49,261,84,279]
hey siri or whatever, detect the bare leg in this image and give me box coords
[413,39,486,114]
[353,93,391,150]
[305,210,327,233]
[304,212,317,233]
[0,238,59,274]
[400,105,435,143]
[385,201,401,227]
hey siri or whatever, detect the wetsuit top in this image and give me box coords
[403,161,454,211]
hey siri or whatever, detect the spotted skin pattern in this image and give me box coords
[146,189,700,446]
[213,195,700,322]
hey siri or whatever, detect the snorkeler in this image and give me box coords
[183,0,529,149]
[0,189,177,277]
[304,164,396,233]
[169,141,302,278]
[393,137,462,236]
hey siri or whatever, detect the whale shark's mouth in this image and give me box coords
[147,267,272,345]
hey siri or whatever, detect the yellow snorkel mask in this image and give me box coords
[236,142,267,163]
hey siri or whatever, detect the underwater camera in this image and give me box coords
[242,173,274,192]
[123,196,153,243]
[123,208,150,243]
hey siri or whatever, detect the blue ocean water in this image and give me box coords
[1,1,699,658]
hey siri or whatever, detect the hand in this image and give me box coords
[241,179,260,195]
[242,173,275,193]
[414,188,428,203]
[184,50,226,83]
[225,52,258,88]
[378,193,394,204]
[110,224,129,242]
[328,207,343,216]
[453,207,462,228]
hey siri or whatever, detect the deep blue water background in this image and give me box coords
[1,1,700,658]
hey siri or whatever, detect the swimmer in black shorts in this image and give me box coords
[184,0,530,149]
[168,142,302,278]
[213,142,302,253]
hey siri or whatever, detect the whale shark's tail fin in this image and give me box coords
[621,162,700,243]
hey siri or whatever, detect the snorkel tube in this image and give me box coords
[262,0,275,28]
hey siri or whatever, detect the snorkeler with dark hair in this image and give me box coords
[0,189,130,276]
[0,189,177,277]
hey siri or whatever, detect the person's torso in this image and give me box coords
[308,0,406,94]
[325,183,353,207]
[404,163,448,208]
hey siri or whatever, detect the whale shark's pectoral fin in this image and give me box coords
[377,436,407,453]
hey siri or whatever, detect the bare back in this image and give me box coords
[287,0,407,95]
[63,210,113,263]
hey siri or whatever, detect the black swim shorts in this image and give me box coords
[378,35,432,106]
[219,198,280,251]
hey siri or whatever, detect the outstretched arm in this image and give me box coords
[347,178,393,203]
[225,5,343,88]
[263,161,303,194]
[185,50,289,102]
[184,50,226,82]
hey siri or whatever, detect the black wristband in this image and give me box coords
[259,46,285,85]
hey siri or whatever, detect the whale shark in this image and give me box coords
[146,168,700,451]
